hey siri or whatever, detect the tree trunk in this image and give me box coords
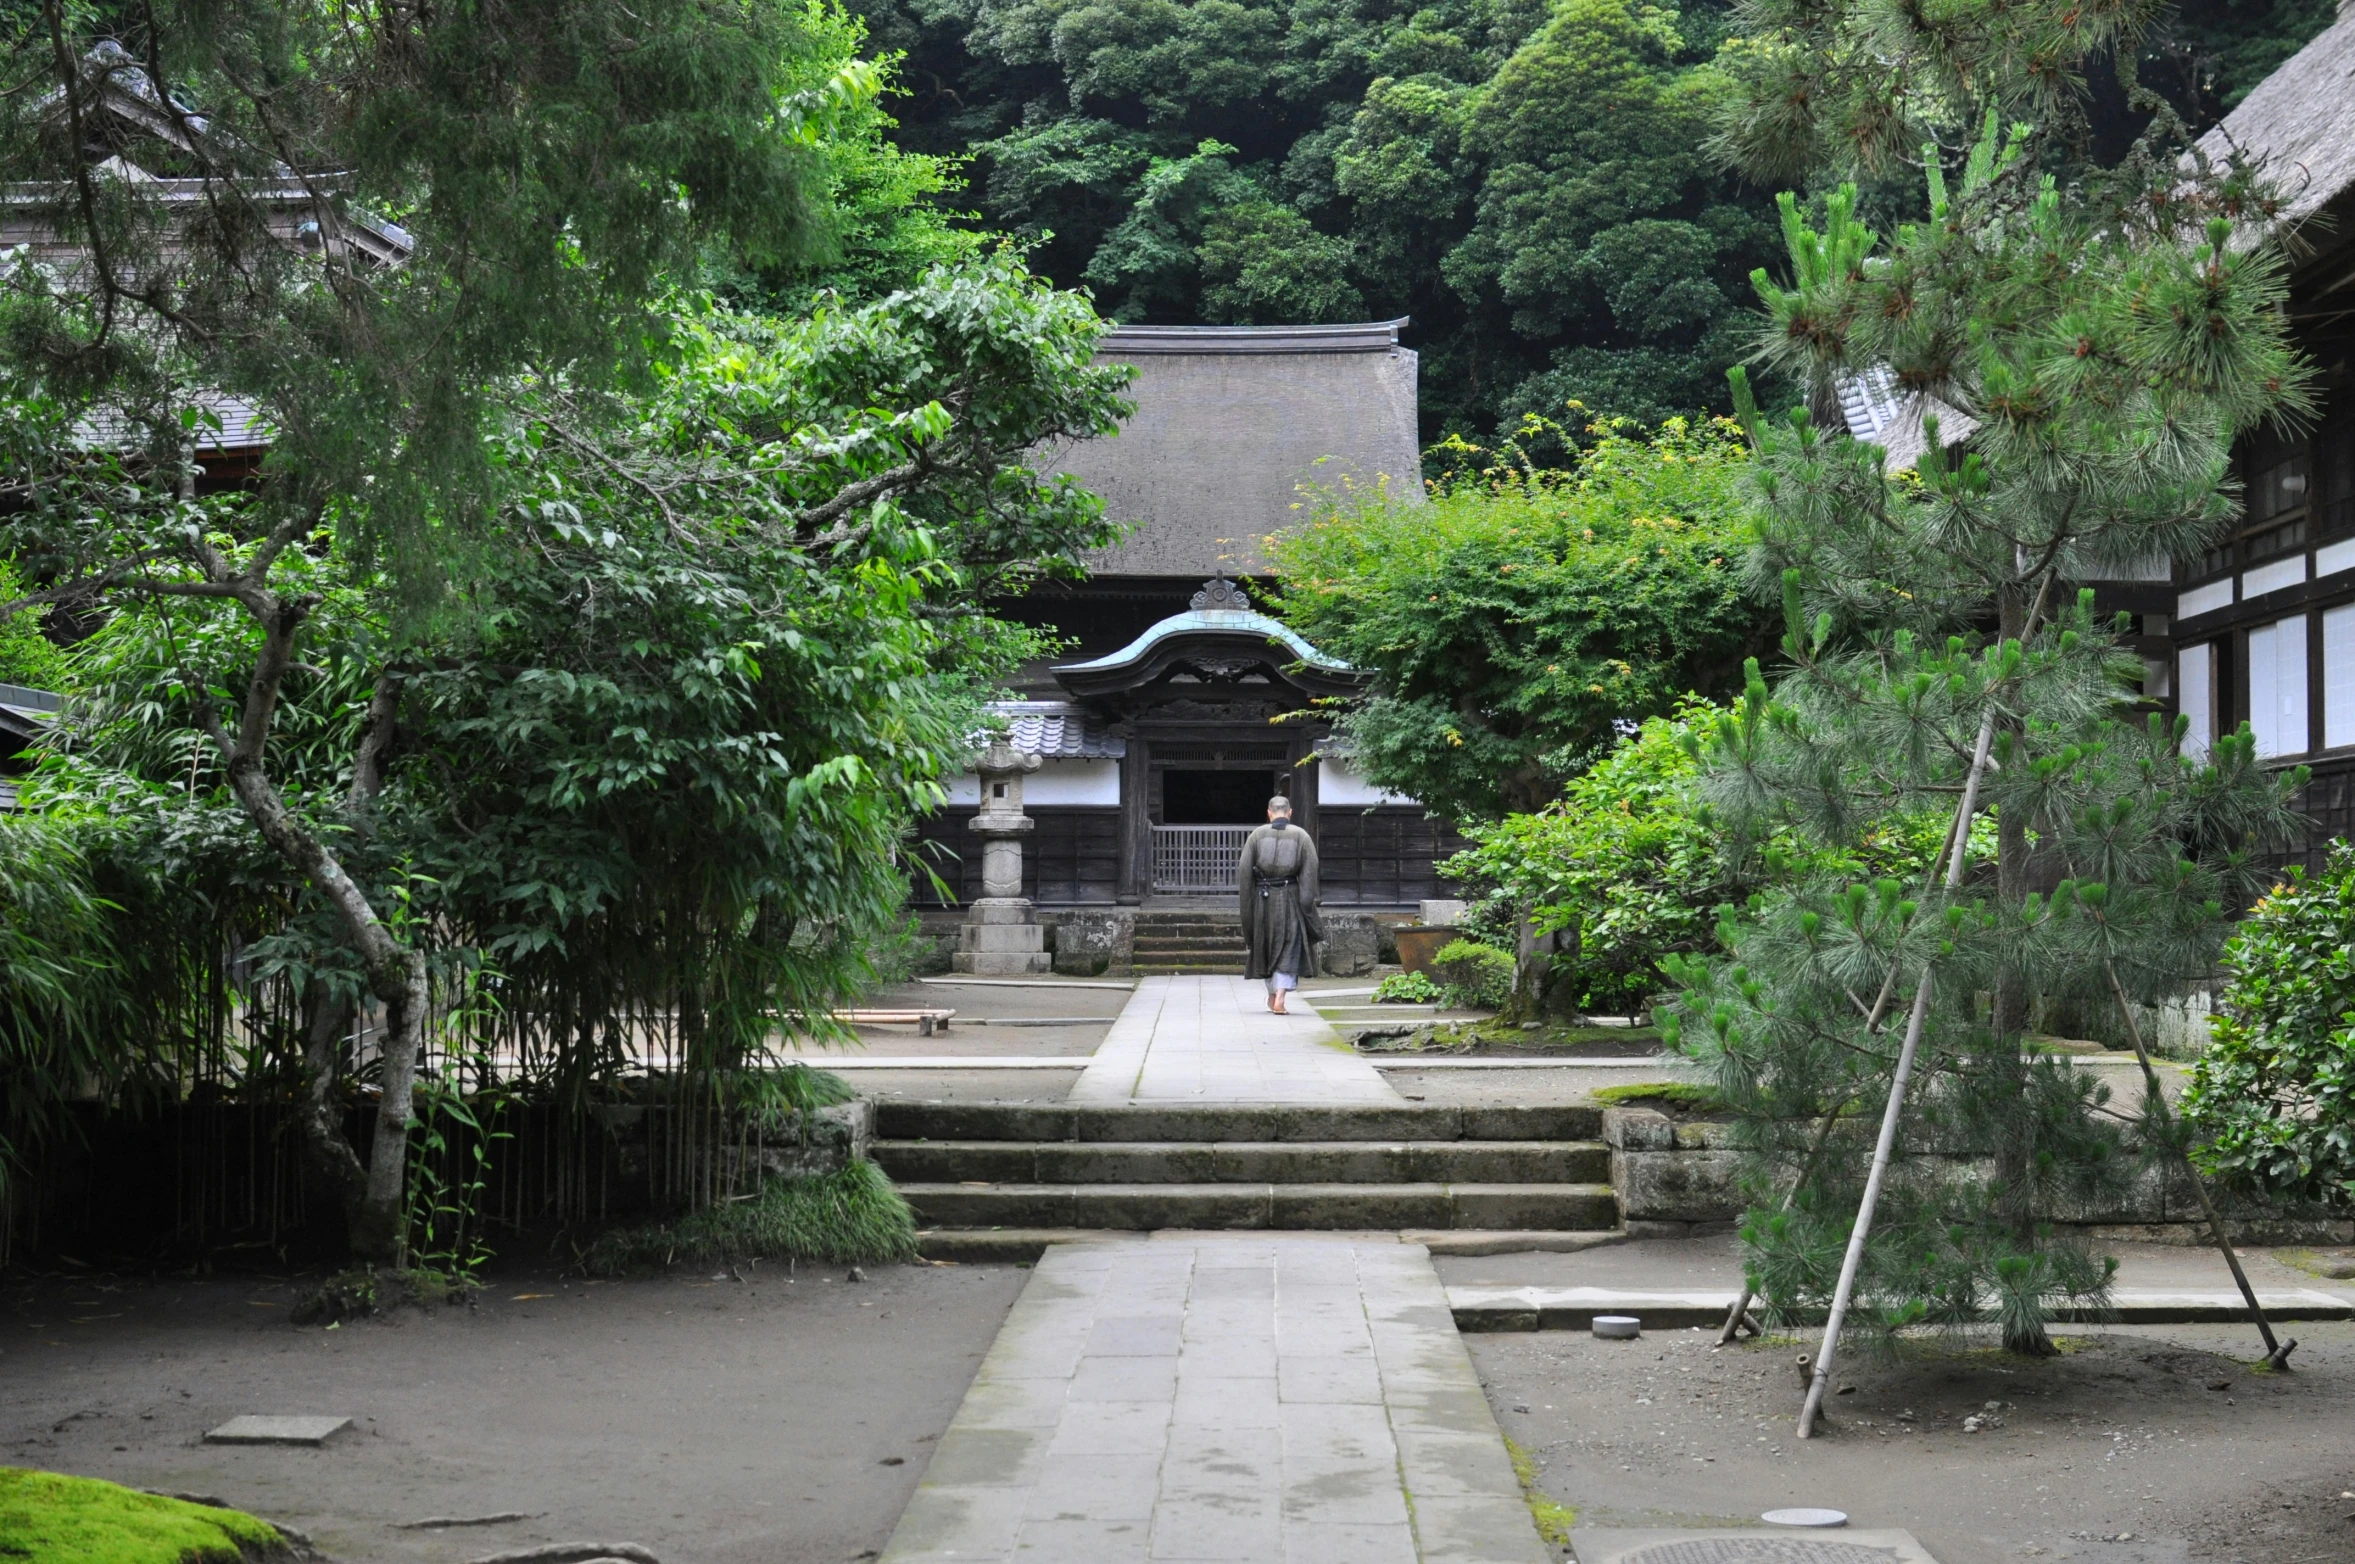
[297,989,368,1231]
[1993,580,2050,1355]
[189,595,424,1267]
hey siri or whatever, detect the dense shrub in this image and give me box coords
[1432,939,1515,1011]
[1443,699,1993,1016]
[2183,841,2355,1209]
[584,1161,920,1273]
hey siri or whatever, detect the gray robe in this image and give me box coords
[1239,821,1322,980]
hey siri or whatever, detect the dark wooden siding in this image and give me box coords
[908,808,1121,906]
[1316,808,1467,907]
[2279,754,2355,878]
[912,804,1458,907]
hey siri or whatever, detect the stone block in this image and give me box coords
[1269,1183,1452,1229]
[960,921,1047,952]
[1318,914,1383,977]
[1417,899,1467,928]
[204,1415,349,1446]
[749,1098,871,1180]
[1613,1148,1743,1223]
[954,950,1054,975]
[1450,1184,1618,1230]
[1458,1105,1603,1141]
[1048,909,1129,977]
[1601,1107,1675,1152]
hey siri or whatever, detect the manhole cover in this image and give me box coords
[1622,1543,1900,1564]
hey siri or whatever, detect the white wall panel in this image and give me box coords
[1319,757,1417,807]
[2178,642,2215,760]
[2324,605,2355,749]
[941,757,1121,807]
[2247,613,2309,758]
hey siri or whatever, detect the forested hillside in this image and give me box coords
[862,0,2339,443]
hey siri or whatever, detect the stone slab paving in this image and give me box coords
[1070,976,1403,1106]
[880,1237,1549,1564]
[202,1415,351,1446]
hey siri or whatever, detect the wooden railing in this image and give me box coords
[1151,824,1252,893]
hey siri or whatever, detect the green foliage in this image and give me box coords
[0,1468,287,1564]
[1663,109,2312,1354]
[584,1160,920,1272]
[0,811,139,1237]
[1372,969,1443,1003]
[1710,0,2333,185]
[1431,938,1514,1010]
[2183,842,2355,1209]
[1443,700,1986,1016]
[1443,702,1722,1015]
[731,8,987,310]
[21,259,1129,1112]
[0,563,68,693]
[1269,417,1762,821]
[871,0,2332,445]
[881,0,1770,439]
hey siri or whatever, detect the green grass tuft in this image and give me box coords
[1502,1437,1575,1545]
[0,1468,288,1563]
[1589,1080,1723,1112]
[584,1160,918,1275]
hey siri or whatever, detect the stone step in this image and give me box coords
[876,1101,1604,1143]
[1134,964,1246,976]
[900,1181,1620,1232]
[874,1138,1611,1186]
[1129,940,1247,956]
[1130,917,1243,933]
[913,1228,1630,1262]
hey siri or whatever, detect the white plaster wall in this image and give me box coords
[1318,757,1417,807]
[943,757,1121,807]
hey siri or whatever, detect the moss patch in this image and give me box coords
[1502,1437,1575,1546]
[2278,1247,2355,1281]
[1589,1080,1725,1115]
[585,1160,918,1275]
[293,1265,476,1326]
[0,1469,289,1563]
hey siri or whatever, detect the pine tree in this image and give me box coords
[1659,117,2312,1403]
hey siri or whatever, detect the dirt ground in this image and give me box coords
[1461,1240,2355,1564]
[1,1258,1028,1564]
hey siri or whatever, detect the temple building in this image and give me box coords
[912,320,1462,969]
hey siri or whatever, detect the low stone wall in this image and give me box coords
[997,908,1403,977]
[1601,1105,2354,1246]
[1603,1108,1746,1239]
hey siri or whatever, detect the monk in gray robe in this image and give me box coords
[1239,795,1323,1014]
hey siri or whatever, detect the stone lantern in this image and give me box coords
[954,738,1051,975]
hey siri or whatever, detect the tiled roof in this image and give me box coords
[986,701,1126,759]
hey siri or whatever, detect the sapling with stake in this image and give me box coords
[1662,114,2312,1435]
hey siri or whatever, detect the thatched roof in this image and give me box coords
[2196,12,2355,238]
[1045,321,1423,578]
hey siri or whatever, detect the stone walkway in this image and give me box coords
[878,1237,1549,1564]
[1069,975,1403,1106]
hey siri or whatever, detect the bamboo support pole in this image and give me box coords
[2104,961,2294,1370]
[1798,707,1998,1439]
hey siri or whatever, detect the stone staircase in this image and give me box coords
[1127,909,1248,973]
[874,1102,1621,1257]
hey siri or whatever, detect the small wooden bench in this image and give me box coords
[837,1008,956,1036]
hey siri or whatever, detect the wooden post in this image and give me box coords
[1117,730,1149,904]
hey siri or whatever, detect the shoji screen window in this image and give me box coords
[2326,604,2355,749]
[2178,642,2215,759]
[2247,613,2310,758]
